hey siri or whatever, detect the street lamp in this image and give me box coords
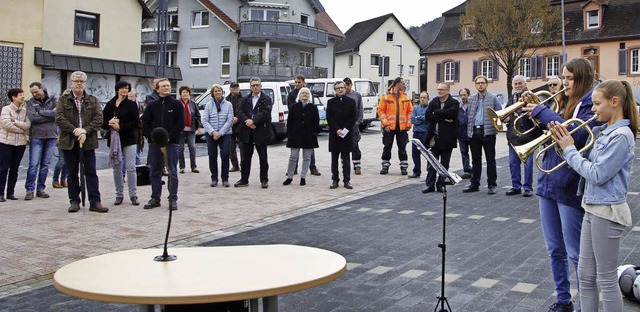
[393,44,403,77]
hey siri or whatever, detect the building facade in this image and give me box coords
[423,0,640,102]
[142,0,344,96]
[335,14,422,99]
[0,0,179,106]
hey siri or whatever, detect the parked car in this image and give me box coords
[314,96,328,131]
[194,82,291,142]
[287,78,379,131]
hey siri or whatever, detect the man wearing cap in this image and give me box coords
[226,82,243,172]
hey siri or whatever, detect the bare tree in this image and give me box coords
[461,0,562,96]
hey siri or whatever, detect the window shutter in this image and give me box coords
[472,60,478,81]
[190,48,208,59]
[436,62,442,83]
[536,55,544,78]
[619,49,628,75]
[492,60,499,80]
[454,61,460,82]
[530,56,537,78]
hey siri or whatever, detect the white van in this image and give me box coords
[195,81,291,141]
[286,78,379,131]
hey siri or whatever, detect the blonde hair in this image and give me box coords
[210,84,224,95]
[594,79,639,138]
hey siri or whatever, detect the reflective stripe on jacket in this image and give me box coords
[377,91,413,131]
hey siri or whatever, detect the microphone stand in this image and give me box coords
[411,139,461,312]
[154,135,176,262]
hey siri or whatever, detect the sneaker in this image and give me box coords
[144,199,161,209]
[210,181,218,187]
[222,181,230,187]
[114,197,124,205]
[24,192,34,200]
[52,181,63,188]
[487,187,497,195]
[523,189,534,197]
[548,302,574,312]
[354,168,362,175]
[36,190,50,198]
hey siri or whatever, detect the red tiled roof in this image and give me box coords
[197,0,239,31]
[315,11,345,38]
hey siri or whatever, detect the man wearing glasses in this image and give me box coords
[462,75,502,194]
[504,75,534,197]
[236,77,273,188]
[326,81,356,189]
[55,71,108,213]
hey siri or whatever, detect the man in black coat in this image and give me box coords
[141,78,185,210]
[326,81,356,189]
[235,77,273,189]
[225,82,243,172]
[423,83,459,193]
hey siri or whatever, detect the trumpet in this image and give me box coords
[486,89,563,132]
[510,114,598,174]
[513,88,564,135]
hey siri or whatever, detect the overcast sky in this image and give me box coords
[322,0,467,32]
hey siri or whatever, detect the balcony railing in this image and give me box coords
[238,63,328,81]
[141,29,180,45]
[239,21,328,47]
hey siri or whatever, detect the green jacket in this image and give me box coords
[55,91,103,150]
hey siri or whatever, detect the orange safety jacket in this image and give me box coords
[377,90,413,131]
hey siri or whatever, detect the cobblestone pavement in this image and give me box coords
[2,128,640,311]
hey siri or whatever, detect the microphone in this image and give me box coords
[151,126,177,262]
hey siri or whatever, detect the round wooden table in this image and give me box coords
[54,244,346,311]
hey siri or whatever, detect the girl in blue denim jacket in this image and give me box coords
[551,79,638,312]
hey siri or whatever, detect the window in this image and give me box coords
[481,60,494,80]
[371,54,380,66]
[299,52,312,67]
[546,55,561,77]
[74,11,99,46]
[300,14,309,25]
[386,32,394,42]
[444,62,455,82]
[518,58,531,78]
[587,10,599,28]
[145,51,177,66]
[348,55,354,67]
[250,9,280,21]
[168,13,178,28]
[631,49,640,74]
[463,24,474,40]
[221,47,230,77]
[190,48,208,66]
[530,19,542,34]
[269,48,280,63]
[409,65,415,75]
[192,11,209,28]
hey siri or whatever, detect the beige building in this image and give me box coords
[0,0,179,105]
[424,0,640,102]
[335,14,421,99]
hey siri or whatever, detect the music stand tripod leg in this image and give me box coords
[433,185,452,312]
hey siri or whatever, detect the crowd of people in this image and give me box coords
[0,60,638,310]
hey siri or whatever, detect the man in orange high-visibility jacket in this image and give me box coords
[377,77,413,175]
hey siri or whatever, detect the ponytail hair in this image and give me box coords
[594,79,639,138]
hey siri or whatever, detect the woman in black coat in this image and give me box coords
[283,87,319,186]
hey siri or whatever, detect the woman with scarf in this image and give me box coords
[0,88,31,202]
[102,80,139,206]
[283,87,319,186]
[202,84,233,187]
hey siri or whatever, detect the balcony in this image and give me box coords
[141,29,180,45]
[239,21,328,48]
[238,63,328,81]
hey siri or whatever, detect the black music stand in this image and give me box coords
[411,138,461,312]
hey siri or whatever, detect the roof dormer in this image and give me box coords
[582,0,609,30]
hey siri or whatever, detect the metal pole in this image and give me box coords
[156,0,168,77]
[394,44,403,77]
[561,0,566,62]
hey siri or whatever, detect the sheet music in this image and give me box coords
[411,138,462,185]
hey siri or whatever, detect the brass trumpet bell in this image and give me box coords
[513,90,562,135]
[486,90,561,132]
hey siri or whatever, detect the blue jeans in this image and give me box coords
[179,131,197,170]
[25,138,57,192]
[206,134,231,183]
[411,131,427,175]
[458,137,472,173]
[539,196,584,304]
[53,147,68,182]
[148,143,179,202]
[508,144,533,191]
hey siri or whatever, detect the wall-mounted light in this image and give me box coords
[242,13,247,19]
[283,11,288,18]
